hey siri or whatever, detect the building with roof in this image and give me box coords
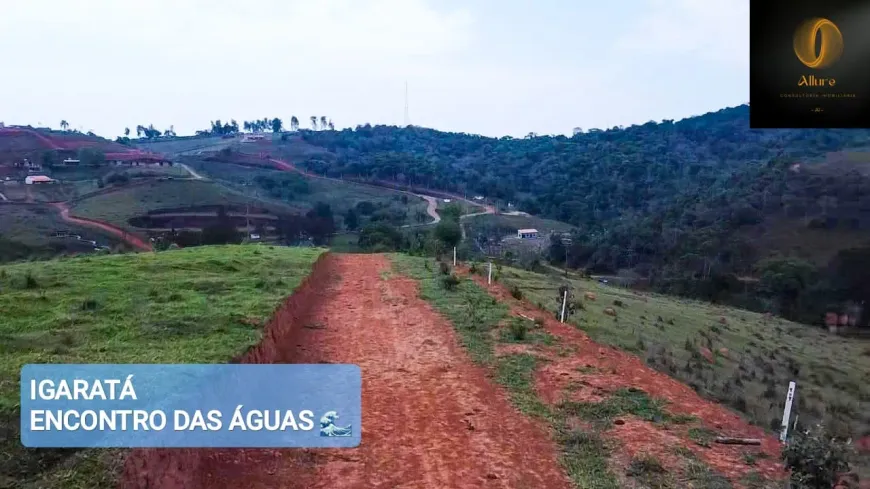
[105,152,171,166]
[517,228,539,239]
[25,175,54,184]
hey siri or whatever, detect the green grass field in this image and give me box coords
[0,206,122,261]
[465,213,575,238]
[183,160,429,227]
[487,264,870,475]
[134,135,235,155]
[70,180,286,230]
[0,245,323,488]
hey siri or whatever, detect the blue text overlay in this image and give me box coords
[20,364,361,448]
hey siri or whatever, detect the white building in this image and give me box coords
[241,134,267,143]
[25,175,54,185]
[517,228,539,239]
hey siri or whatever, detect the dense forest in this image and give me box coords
[299,105,870,325]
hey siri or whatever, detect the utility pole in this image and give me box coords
[403,81,411,127]
[562,235,572,277]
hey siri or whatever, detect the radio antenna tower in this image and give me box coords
[403,81,411,127]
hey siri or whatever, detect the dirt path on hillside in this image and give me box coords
[198,254,572,489]
[462,269,787,486]
[50,202,152,251]
[178,163,205,180]
[269,157,493,226]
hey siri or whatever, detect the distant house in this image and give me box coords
[473,196,484,201]
[517,228,539,239]
[105,152,171,167]
[24,159,42,171]
[241,134,267,143]
[25,175,54,185]
[60,158,80,166]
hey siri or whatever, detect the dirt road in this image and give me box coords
[199,254,571,489]
[269,158,493,226]
[179,163,205,180]
[51,202,152,251]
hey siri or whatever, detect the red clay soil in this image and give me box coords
[122,253,573,489]
[50,202,152,251]
[462,270,788,486]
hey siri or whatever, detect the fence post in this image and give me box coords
[780,381,796,443]
[560,289,568,323]
[453,247,457,267]
[488,262,492,285]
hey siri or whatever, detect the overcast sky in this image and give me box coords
[0,0,748,138]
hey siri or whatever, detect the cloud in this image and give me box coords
[612,0,749,70]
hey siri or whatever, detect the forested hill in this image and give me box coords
[299,105,870,323]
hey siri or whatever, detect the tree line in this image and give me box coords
[296,106,870,327]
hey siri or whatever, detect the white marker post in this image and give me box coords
[488,262,492,285]
[560,289,568,323]
[780,381,796,443]
[453,247,457,267]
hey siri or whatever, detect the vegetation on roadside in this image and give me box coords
[0,245,323,488]
[491,263,870,479]
[390,255,742,488]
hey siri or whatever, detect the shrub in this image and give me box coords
[23,272,38,289]
[469,262,479,274]
[508,320,528,341]
[441,274,460,291]
[439,261,450,275]
[782,424,853,489]
[510,285,523,300]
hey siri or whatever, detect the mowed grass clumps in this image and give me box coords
[0,245,323,489]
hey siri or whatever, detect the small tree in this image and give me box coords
[434,220,462,249]
[782,424,854,489]
[344,208,359,231]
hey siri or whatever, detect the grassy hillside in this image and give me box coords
[133,135,235,155]
[0,245,323,488]
[465,213,574,238]
[0,206,123,262]
[183,159,429,227]
[69,179,285,231]
[486,263,870,475]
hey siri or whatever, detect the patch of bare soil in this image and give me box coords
[174,254,571,489]
[462,269,787,486]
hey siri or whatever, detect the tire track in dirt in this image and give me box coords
[462,269,787,486]
[198,254,572,489]
[51,202,152,251]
